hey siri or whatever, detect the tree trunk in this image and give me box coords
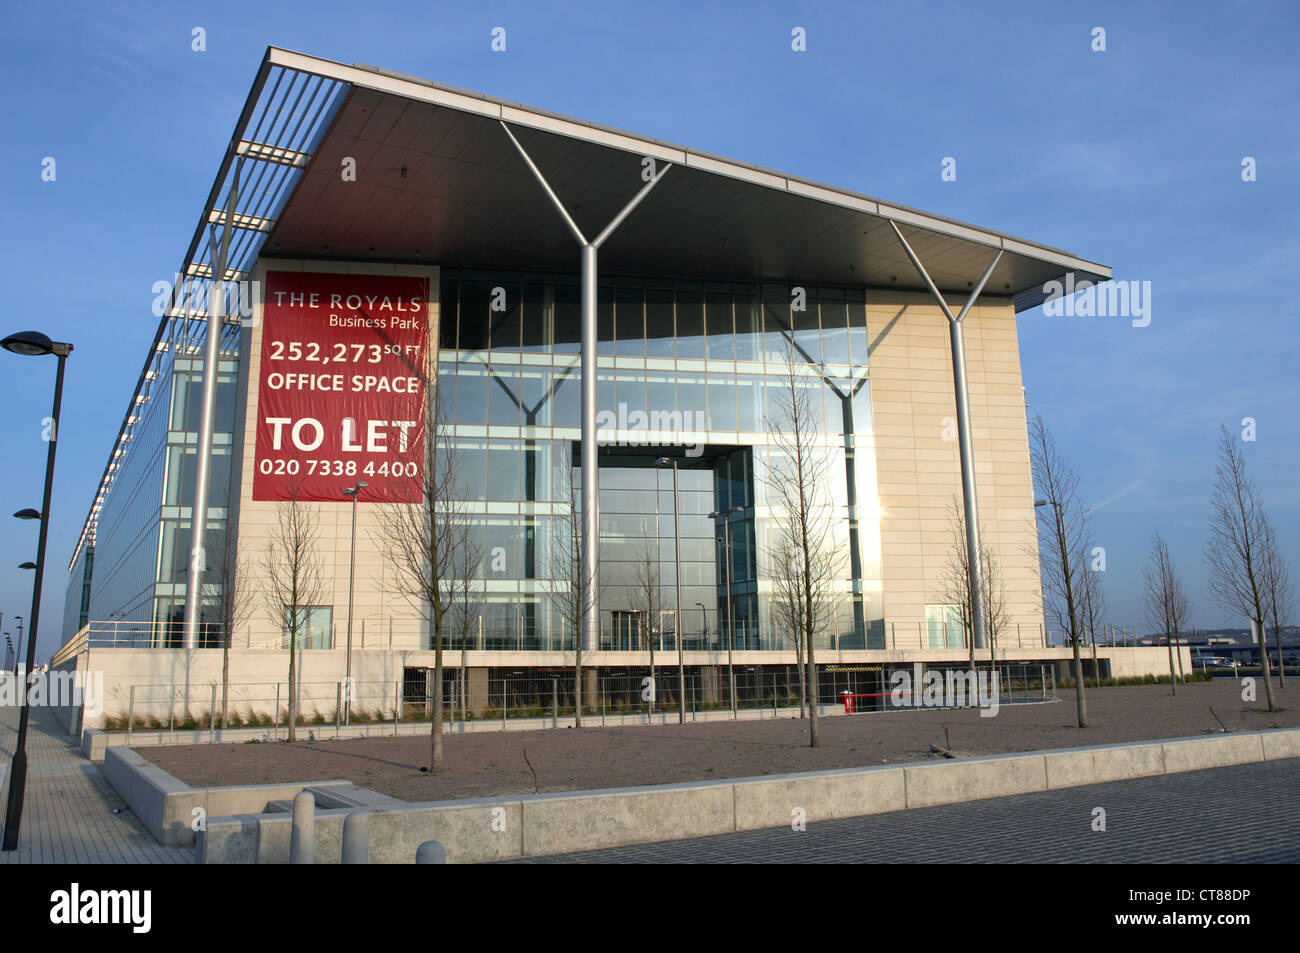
[1071,640,1088,728]
[1257,617,1277,711]
[1166,634,1177,696]
[574,642,583,728]
[431,614,444,772]
[796,638,808,719]
[221,631,231,730]
[804,572,820,747]
[806,632,819,745]
[287,628,298,743]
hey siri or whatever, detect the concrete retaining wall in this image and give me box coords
[186,726,1300,863]
[104,747,354,847]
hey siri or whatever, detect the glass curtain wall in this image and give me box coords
[438,269,886,653]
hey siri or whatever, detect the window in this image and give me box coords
[644,282,675,357]
[926,604,965,649]
[283,606,333,650]
[164,446,232,507]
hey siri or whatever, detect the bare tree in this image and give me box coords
[1205,424,1277,711]
[1029,414,1088,727]
[632,537,663,713]
[547,449,598,725]
[205,523,255,729]
[1142,530,1192,695]
[938,496,1009,676]
[377,385,475,771]
[448,511,484,722]
[767,352,840,747]
[262,486,325,743]
[770,532,808,717]
[1078,555,1106,689]
[1260,514,1293,685]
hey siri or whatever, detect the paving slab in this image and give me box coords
[0,705,194,865]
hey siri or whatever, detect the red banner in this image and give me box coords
[252,271,428,502]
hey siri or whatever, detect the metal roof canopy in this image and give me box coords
[263,47,1109,306]
[69,45,1110,570]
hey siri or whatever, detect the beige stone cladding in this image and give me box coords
[867,290,1044,650]
[234,259,439,653]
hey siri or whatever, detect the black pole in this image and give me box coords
[3,351,67,851]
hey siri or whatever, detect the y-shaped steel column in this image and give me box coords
[501,122,671,653]
[889,222,1002,651]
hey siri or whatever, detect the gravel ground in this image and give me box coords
[139,681,1297,803]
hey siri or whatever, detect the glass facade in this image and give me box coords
[70,266,889,657]
[439,269,886,653]
[75,333,241,646]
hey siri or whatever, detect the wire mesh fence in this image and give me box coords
[97,660,1058,738]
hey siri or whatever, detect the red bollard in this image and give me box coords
[841,690,854,714]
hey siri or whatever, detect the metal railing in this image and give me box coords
[838,662,1057,713]
[96,662,1061,739]
[55,616,1132,662]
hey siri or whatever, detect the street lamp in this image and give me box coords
[695,601,707,647]
[708,505,744,716]
[342,481,368,723]
[654,457,687,724]
[2,329,73,853]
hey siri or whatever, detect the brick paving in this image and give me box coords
[0,705,194,864]
[510,758,1300,863]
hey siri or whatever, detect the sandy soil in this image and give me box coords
[139,681,1297,803]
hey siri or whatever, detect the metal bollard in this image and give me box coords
[290,791,315,864]
[342,811,369,864]
[416,840,446,864]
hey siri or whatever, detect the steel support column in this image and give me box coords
[889,221,1002,651]
[580,243,598,653]
[500,121,670,653]
[184,159,241,650]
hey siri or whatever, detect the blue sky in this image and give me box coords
[1,0,1296,661]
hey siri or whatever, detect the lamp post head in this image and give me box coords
[2,331,53,356]
[654,457,674,468]
[13,508,41,521]
[19,562,36,570]
[1,331,72,358]
[1033,499,1054,508]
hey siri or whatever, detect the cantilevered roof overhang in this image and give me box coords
[264,48,1109,309]
[69,45,1109,569]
